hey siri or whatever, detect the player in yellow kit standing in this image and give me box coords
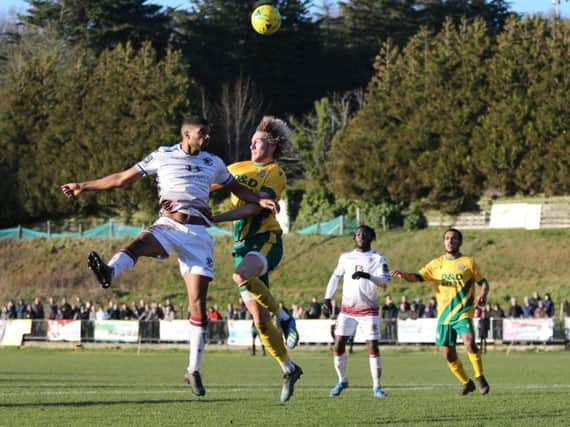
[212,116,302,402]
[391,228,490,396]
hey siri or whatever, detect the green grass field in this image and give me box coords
[1,347,569,426]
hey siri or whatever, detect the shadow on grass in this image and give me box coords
[0,397,233,409]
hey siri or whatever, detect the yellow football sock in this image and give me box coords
[447,358,469,384]
[239,276,279,315]
[467,352,484,378]
[257,320,288,363]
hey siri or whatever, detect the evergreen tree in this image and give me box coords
[170,0,322,116]
[328,19,491,213]
[0,34,192,226]
[22,0,171,55]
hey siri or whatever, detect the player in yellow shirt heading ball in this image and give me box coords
[391,228,490,396]
[213,116,302,402]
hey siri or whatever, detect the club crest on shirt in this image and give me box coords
[202,157,213,166]
[458,263,465,271]
[258,170,266,177]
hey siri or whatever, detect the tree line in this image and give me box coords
[0,1,567,229]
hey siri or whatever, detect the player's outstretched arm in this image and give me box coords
[212,203,261,224]
[61,167,140,198]
[390,270,419,283]
[225,179,279,214]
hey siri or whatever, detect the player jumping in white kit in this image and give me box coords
[61,115,278,397]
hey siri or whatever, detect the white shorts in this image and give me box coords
[146,217,215,278]
[335,312,381,341]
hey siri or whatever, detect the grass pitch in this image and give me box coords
[1,346,569,426]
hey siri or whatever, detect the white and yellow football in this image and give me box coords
[251,4,281,36]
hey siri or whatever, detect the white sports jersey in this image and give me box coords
[325,249,390,316]
[135,143,232,218]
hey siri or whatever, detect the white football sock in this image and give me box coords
[334,353,348,383]
[369,355,382,389]
[107,252,135,281]
[187,322,206,373]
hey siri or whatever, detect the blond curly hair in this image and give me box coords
[256,116,291,157]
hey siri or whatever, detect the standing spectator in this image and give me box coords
[250,321,266,356]
[306,296,322,319]
[543,293,555,318]
[0,305,8,320]
[409,303,420,320]
[397,299,410,320]
[235,297,247,320]
[522,296,535,318]
[164,298,176,317]
[15,298,26,319]
[118,303,133,320]
[136,300,148,319]
[415,299,426,318]
[129,301,141,319]
[163,305,175,321]
[382,295,398,341]
[31,297,45,320]
[60,297,73,319]
[47,297,58,320]
[6,300,17,319]
[24,304,34,319]
[399,295,411,312]
[477,309,490,354]
[107,301,120,320]
[529,291,541,308]
[423,297,437,318]
[533,300,547,318]
[95,305,108,320]
[489,303,504,339]
[72,297,83,319]
[490,303,504,319]
[391,228,491,396]
[207,306,222,321]
[224,303,236,320]
[507,297,523,318]
[324,225,391,399]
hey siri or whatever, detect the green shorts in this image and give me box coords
[231,232,283,286]
[435,318,474,347]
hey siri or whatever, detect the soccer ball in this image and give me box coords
[251,4,281,36]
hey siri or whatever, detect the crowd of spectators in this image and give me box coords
[1,291,567,324]
[0,297,179,322]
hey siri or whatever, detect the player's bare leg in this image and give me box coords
[88,231,167,288]
[184,274,210,397]
[234,254,298,348]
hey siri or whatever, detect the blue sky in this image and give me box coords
[1,1,569,19]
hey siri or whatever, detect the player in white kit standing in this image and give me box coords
[323,225,390,398]
[61,116,278,397]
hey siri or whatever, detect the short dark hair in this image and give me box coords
[444,228,463,243]
[355,224,376,241]
[182,115,209,128]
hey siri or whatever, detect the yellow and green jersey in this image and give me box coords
[227,160,286,241]
[416,254,488,325]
